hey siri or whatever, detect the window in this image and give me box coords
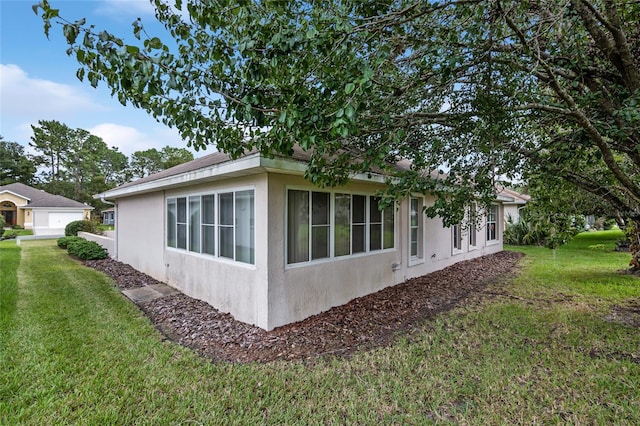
[166,189,255,265]
[334,193,351,257]
[311,192,330,260]
[370,196,394,251]
[189,196,201,253]
[287,190,395,265]
[410,197,423,259]
[177,197,187,250]
[487,204,498,242]
[469,204,477,248]
[452,223,463,251]
[201,194,215,255]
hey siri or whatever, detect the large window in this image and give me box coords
[486,204,498,242]
[452,223,463,251]
[166,189,255,265]
[409,197,423,260]
[287,190,395,265]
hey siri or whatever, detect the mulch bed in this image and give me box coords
[83,251,524,363]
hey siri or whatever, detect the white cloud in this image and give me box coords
[0,64,104,118]
[89,122,198,156]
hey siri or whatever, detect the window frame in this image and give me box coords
[165,186,255,265]
[468,203,478,250]
[408,196,424,266]
[486,204,499,244]
[285,187,396,267]
[452,223,463,254]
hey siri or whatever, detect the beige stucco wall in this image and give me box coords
[504,204,523,223]
[114,170,504,331]
[115,174,270,329]
[116,192,166,280]
[79,231,116,258]
[264,174,504,329]
[0,193,27,227]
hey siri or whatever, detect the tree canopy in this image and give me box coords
[129,146,194,178]
[36,0,640,266]
[0,136,36,185]
[29,120,129,205]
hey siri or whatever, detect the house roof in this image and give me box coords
[0,183,91,209]
[497,186,531,205]
[100,145,416,200]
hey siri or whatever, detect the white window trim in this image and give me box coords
[285,186,396,268]
[467,203,478,251]
[408,195,425,267]
[165,185,256,266]
[486,203,500,246]
[452,223,464,255]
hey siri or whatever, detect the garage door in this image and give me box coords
[48,212,84,229]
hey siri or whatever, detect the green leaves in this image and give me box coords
[34,0,640,239]
[344,82,356,95]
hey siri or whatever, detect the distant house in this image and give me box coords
[102,207,115,225]
[98,147,505,330]
[0,183,93,235]
[499,187,530,223]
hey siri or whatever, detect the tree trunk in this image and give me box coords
[628,217,640,273]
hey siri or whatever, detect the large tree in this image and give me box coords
[30,120,128,205]
[36,0,640,269]
[128,146,194,178]
[0,136,36,185]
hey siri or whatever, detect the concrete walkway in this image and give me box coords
[122,284,180,303]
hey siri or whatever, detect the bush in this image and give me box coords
[1,230,18,240]
[57,236,83,249]
[65,220,98,236]
[0,214,5,229]
[66,239,108,260]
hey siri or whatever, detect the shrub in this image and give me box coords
[11,224,23,229]
[65,220,98,236]
[66,239,108,260]
[57,236,83,249]
[1,230,18,240]
[0,214,5,229]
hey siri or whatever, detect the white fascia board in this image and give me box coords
[0,190,30,202]
[24,206,92,210]
[102,153,264,199]
[259,156,389,184]
[496,195,515,202]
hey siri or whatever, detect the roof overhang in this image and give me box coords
[22,206,94,210]
[98,152,389,200]
[0,190,30,202]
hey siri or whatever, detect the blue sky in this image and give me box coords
[0,0,202,157]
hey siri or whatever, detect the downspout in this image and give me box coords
[100,196,117,259]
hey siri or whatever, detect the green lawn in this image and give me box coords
[1,232,638,424]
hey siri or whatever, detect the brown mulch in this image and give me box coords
[84,251,524,363]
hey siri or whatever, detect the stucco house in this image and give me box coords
[98,147,506,330]
[0,183,93,235]
[499,187,530,223]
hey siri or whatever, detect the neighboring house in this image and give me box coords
[102,207,115,225]
[499,187,530,223]
[98,147,505,331]
[0,183,93,235]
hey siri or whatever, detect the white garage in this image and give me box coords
[47,212,85,232]
[0,183,93,236]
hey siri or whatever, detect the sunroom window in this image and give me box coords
[166,189,254,265]
[287,190,395,265]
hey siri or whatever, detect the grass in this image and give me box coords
[2,228,33,238]
[1,231,638,424]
